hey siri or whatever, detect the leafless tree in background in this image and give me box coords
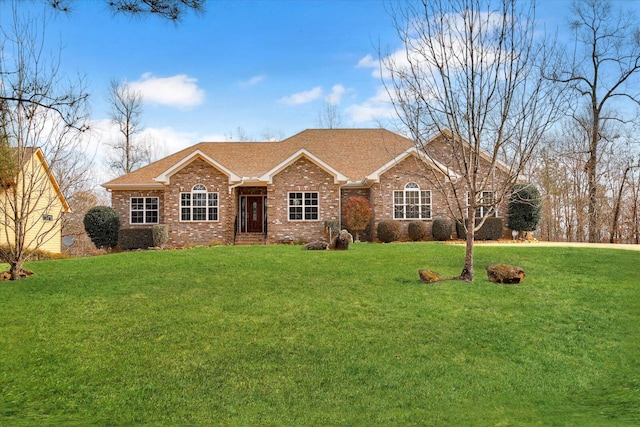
[316,101,344,129]
[0,8,90,279]
[106,79,150,175]
[553,0,640,243]
[384,0,565,281]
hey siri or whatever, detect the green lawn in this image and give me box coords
[1,243,638,425]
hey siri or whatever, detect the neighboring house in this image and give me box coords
[103,128,506,246]
[0,148,70,253]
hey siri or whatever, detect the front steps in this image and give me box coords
[234,232,266,245]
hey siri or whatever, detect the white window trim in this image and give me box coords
[130,196,159,224]
[467,191,497,218]
[288,191,320,221]
[180,184,219,222]
[393,183,432,220]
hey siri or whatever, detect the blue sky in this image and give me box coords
[2,0,633,182]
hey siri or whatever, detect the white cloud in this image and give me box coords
[240,75,266,87]
[357,54,378,69]
[325,84,346,105]
[346,87,396,123]
[279,86,323,105]
[129,72,205,108]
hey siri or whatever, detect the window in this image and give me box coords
[42,214,54,222]
[393,183,431,219]
[288,192,319,221]
[468,191,496,218]
[131,197,159,224]
[181,184,218,222]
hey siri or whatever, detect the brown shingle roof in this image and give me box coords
[103,128,416,188]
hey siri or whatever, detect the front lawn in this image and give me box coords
[0,243,638,425]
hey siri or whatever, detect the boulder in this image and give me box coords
[486,264,525,284]
[304,241,329,250]
[329,229,353,250]
[418,269,445,284]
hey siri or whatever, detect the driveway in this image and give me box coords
[468,241,640,251]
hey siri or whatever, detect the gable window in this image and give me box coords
[468,191,496,218]
[131,197,159,224]
[181,184,218,222]
[288,192,319,221]
[394,183,431,220]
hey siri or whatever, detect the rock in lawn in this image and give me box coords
[304,241,328,250]
[486,264,525,284]
[329,229,353,250]
[418,269,444,284]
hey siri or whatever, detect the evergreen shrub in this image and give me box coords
[152,225,169,248]
[431,218,452,241]
[118,228,154,250]
[83,206,120,249]
[408,221,428,241]
[377,220,402,243]
[508,184,542,232]
[456,218,503,240]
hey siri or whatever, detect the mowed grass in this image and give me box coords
[0,243,638,425]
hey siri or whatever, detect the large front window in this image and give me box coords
[181,184,218,222]
[394,183,431,219]
[288,192,319,221]
[131,197,159,224]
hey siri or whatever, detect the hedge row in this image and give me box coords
[455,217,503,240]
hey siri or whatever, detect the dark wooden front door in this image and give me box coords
[245,196,264,233]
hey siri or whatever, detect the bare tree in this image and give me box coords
[106,79,150,175]
[316,101,344,129]
[384,0,564,281]
[0,8,90,279]
[47,0,205,21]
[553,0,640,243]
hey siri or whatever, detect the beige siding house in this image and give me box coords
[103,128,504,246]
[0,148,70,253]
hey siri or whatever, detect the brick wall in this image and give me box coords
[266,157,341,243]
[111,189,165,228]
[372,155,451,241]
[165,158,233,246]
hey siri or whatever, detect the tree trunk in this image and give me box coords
[587,119,599,243]
[9,260,22,281]
[459,216,475,282]
[610,165,630,244]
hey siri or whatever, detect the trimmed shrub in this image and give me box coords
[456,218,504,240]
[343,196,372,241]
[432,218,452,241]
[377,220,402,243]
[508,184,542,232]
[83,206,120,250]
[408,221,428,241]
[152,224,169,248]
[118,227,154,250]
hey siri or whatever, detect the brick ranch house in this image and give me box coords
[103,128,506,246]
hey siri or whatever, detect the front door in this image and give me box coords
[245,196,264,233]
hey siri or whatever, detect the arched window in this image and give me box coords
[181,184,218,222]
[393,182,431,219]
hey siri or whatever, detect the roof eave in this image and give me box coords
[259,149,348,185]
[102,183,165,191]
[153,149,241,184]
